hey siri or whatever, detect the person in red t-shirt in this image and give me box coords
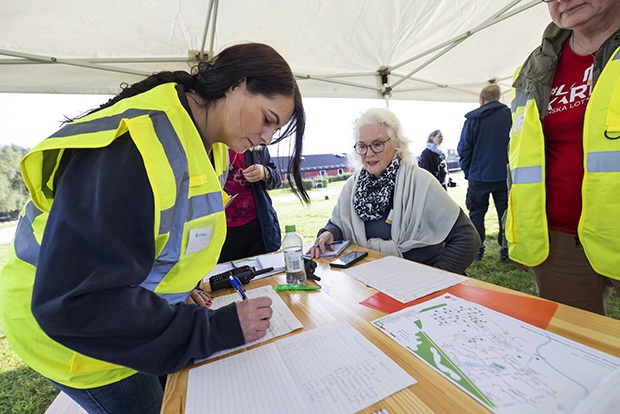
[218,146,283,263]
[509,0,620,315]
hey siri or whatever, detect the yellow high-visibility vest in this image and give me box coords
[507,44,620,279]
[0,83,229,388]
[505,66,549,266]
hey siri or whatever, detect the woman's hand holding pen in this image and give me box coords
[306,231,334,259]
[237,297,273,342]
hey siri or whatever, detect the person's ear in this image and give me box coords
[225,78,247,97]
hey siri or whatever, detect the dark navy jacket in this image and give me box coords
[457,100,512,182]
[245,148,282,253]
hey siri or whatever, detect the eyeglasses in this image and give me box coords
[353,138,391,155]
[541,0,554,3]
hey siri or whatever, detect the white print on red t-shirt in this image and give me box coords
[547,65,593,115]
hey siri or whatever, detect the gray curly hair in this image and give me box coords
[348,108,414,169]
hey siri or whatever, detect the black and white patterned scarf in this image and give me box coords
[353,157,401,221]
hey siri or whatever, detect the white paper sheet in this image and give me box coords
[187,343,310,414]
[197,286,303,361]
[255,252,285,276]
[186,321,416,414]
[372,294,620,414]
[343,255,466,303]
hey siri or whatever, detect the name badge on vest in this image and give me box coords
[186,227,213,254]
[386,209,394,225]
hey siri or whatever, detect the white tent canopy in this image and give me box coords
[0,0,551,102]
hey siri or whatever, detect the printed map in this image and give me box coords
[372,294,620,413]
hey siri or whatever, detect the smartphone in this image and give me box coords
[329,251,368,268]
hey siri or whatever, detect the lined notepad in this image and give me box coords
[186,321,416,414]
[196,286,303,362]
[344,255,466,303]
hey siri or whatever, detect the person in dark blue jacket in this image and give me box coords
[457,84,512,263]
[218,146,282,263]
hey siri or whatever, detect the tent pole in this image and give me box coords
[391,38,466,90]
[209,0,220,58]
[199,0,216,60]
[390,0,539,73]
[387,0,542,92]
[0,49,149,77]
[294,73,380,92]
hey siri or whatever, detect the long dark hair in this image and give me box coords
[89,43,308,202]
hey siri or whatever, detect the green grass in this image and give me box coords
[268,179,348,199]
[0,171,618,411]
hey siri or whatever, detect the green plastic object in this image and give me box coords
[273,284,321,291]
[285,224,296,232]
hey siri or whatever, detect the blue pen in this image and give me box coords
[229,275,247,300]
[313,240,345,249]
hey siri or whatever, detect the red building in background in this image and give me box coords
[272,153,353,181]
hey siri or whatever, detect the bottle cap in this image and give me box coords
[285,224,296,232]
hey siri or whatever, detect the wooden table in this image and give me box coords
[161,246,620,413]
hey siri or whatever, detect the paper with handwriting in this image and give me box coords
[195,286,302,362]
[186,320,416,414]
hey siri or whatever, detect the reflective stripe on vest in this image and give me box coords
[511,165,543,184]
[13,201,43,267]
[587,151,620,172]
[19,106,227,302]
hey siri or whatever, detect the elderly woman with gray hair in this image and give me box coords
[308,108,479,275]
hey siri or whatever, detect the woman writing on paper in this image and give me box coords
[0,43,308,413]
[308,108,479,275]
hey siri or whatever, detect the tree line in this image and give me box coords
[0,144,29,220]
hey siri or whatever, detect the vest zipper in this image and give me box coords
[574,233,583,250]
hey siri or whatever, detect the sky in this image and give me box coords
[0,93,479,157]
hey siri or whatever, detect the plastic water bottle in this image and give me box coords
[282,224,307,286]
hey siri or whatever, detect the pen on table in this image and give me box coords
[313,240,344,248]
[229,275,247,300]
[307,273,321,282]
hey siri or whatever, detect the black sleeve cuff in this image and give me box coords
[206,302,245,354]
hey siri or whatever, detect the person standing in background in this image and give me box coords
[418,130,452,190]
[506,0,620,315]
[219,146,282,263]
[457,83,512,263]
